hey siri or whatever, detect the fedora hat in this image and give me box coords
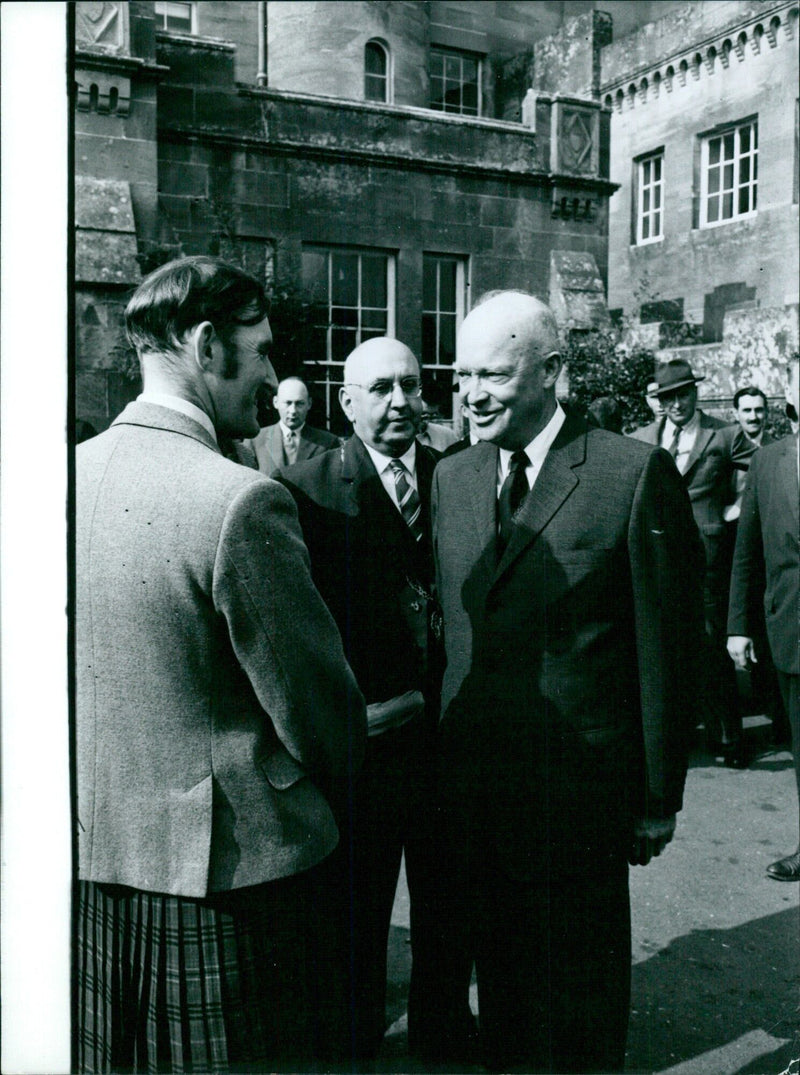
[654,359,705,397]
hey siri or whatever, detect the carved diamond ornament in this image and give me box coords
[76,1,124,50]
[560,109,594,174]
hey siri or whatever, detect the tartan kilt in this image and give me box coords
[75,873,344,1074]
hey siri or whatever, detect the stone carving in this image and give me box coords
[75,2,126,52]
[75,70,131,115]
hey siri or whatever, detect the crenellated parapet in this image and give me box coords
[601,2,798,113]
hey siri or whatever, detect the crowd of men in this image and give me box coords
[75,256,799,1074]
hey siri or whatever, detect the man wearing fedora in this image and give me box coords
[632,359,755,767]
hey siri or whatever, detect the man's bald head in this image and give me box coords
[455,291,563,450]
[274,376,311,429]
[340,337,423,457]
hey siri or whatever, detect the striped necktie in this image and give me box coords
[284,429,298,465]
[389,459,423,542]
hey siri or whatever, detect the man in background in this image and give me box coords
[728,358,800,881]
[248,375,339,474]
[631,360,754,767]
[75,256,365,1072]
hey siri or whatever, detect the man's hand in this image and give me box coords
[630,815,677,866]
[727,635,757,670]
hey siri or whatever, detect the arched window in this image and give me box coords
[365,40,389,102]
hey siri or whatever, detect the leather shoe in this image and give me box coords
[766,851,800,882]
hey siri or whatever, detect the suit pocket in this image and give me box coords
[260,746,307,790]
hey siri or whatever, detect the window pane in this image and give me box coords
[723,132,735,160]
[707,197,719,223]
[430,77,444,109]
[308,326,328,362]
[642,189,650,214]
[740,157,750,184]
[722,191,733,218]
[360,255,387,308]
[331,306,358,328]
[439,315,456,365]
[421,313,437,365]
[739,187,750,214]
[361,309,387,331]
[642,216,650,240]
[653,185,661,210]
[739,126,750,153]
[438,261,457,311]
[708,167,720,195]
[653,211,661,235]
[653,157,662,181]
[723,163,734,191]
[331,327,357,362]
[445,55,460,80]
[462,81,478,115]
[709,138,720,166]
[365,74,386,101]
[365,42,386,76]
[302,250,328,302]
[752,123,758,149]
[331,253,358,305]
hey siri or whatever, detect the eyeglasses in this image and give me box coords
[344,377,422,399]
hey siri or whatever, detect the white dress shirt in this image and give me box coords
[661,412,700,475]
[138,392,217,445]
[496,403,566,497]
[362,440,418,512]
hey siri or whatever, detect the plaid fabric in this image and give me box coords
[76,876,342,1074]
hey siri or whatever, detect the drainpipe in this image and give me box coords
[256,0,268,86]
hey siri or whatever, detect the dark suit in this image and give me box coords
[631,412,755,749]
[276,435,442,1058]
[432,414,703,1072]
[728,436,800,824]
[248,421,339,475]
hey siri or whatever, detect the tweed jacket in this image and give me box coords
[76,401,365,897]
[728,435,800,674]
[276,436,441,708]
[432,415,704,862]
[630,411,754,538]
[247,422,340,476]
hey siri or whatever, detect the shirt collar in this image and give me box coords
[499,403,566,476]
[362,438,417,476]
[138,392,217,445]
[280,421,304,438]
[664,410,699,441]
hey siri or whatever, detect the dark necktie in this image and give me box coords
[497,450,529,551]
[389,459,423,542]
[667,424,680,460]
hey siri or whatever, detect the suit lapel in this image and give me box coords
[467,443,501,555]
[682,417,715,479]
[776,435,800,534]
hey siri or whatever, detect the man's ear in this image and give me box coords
[339,385,355,424]
[543,351,563,388]
[190,322,216,372]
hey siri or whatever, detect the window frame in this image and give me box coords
[634,150,664,246]
[364,39,391,104]
[429,47,482,118]
[421,253,468,420]
[699,118,758,228]
[301,245,396,427]
[154,1,196,34]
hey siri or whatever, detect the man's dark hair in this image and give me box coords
[125,256,269,365]
[732,385,767,409]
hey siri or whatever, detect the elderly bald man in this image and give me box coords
[429,291,704,1072]
[276,337,455,1061]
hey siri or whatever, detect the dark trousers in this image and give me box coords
[702,529,742,749]
[777,672,800,844]
[324,716,436,1061]
[422,749,631,1074]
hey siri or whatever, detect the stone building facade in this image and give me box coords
[600,0,799,408]
[74,0,624,432]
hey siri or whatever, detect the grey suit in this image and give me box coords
[247,421,340,475]
[77,400,364,897]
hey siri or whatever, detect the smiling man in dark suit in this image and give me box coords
[248,375,339,474]
[631,360,755,766]
[75,257,365,1073]
[430,291,703,1073]
[728,357,800,881]
[276,337,451,1062]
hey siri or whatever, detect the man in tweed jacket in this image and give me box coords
[75,257,365,1073]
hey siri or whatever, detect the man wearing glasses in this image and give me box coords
[276,338,460,1062]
